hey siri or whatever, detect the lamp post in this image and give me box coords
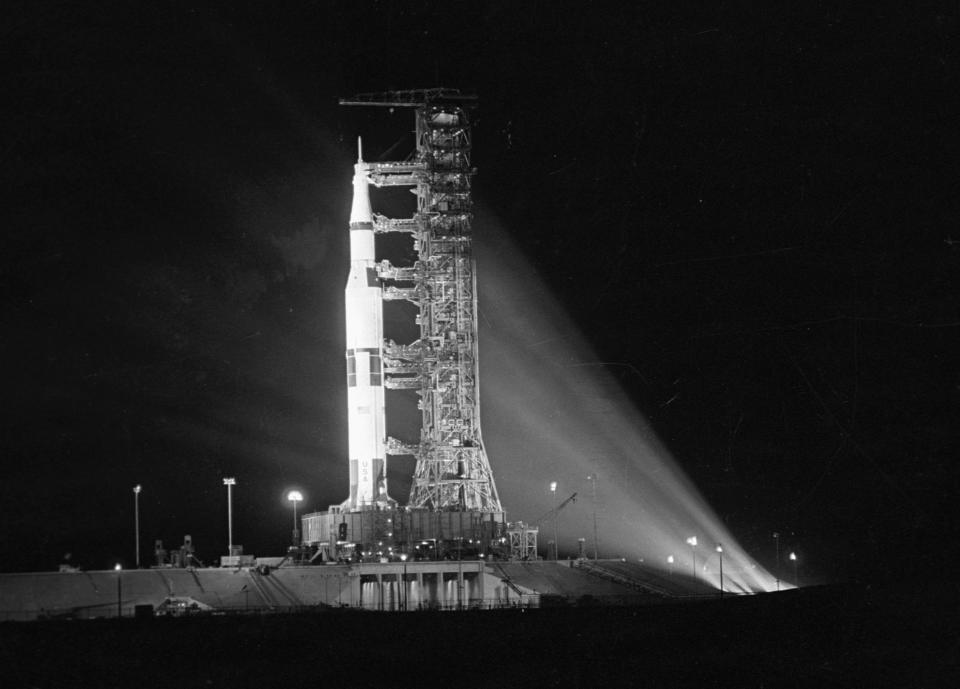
[686,536,698,578]
[550,481,558,560]
[789,551,798,588]
[223,478,236,554]
[133,485,141,569]
[457,531,463,610]
[667,554,675,576]
[114,563,122,618]
[773,532,781,591]
[287,490,303,547]
[587,473,599,560]
[716,544,724,597]
[400,553,408,611]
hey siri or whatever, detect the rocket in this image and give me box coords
[343,139,392,509]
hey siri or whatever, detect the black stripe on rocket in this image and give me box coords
[346,348,382,387]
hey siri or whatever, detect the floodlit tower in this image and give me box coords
[340,88,502,513]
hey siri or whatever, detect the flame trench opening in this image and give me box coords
[477,215,781,594]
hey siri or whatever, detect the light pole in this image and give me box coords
[223,477,236,554]
[550,481,558,560]
[287,490,303,547]
[114,563,122,618]
[667,554,675,576]
[400,553,408,611]
[457,531,463,610]
[587,473,599,560]
[133,485,141,569]
[686,536,698,578]
[716,544,724,597]
[789,551,798,588]
[773,532,781,591]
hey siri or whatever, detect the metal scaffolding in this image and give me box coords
[341,89,502,513]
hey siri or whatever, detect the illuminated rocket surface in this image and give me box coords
[342,140,391,509]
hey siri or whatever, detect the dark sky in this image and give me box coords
[3,3,958,581]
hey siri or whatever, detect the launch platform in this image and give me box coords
[0,559,717,621]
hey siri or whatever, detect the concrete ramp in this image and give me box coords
[0,567,307,619]
[576,560,717,597]
[496,561,648,603]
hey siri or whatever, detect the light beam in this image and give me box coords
[477,212,780,592]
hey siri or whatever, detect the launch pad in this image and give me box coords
[0,557,717,619]
[0,92,790,623]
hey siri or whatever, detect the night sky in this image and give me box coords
[3,3,958,583]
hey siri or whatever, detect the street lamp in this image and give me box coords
[133,485,142,569]
[549,481,558,561]
[223,478,236,554]
[773,532,781,591]
[114,563,122,618]
[716,544,724,597]
[587,474,599,560]
[400,553,408,611]
[667,554,675,576]
[287,490,303,547]
[789,551,798,588]
[686,536,698,578]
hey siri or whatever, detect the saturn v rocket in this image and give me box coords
[342,140,392,509]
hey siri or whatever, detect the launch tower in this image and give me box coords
[341,88,501,513]
[302,89,508,562]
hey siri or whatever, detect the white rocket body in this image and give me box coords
[343,142,391,509]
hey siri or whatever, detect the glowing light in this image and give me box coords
[716,545,723,553]
[114,563,122,571]
[287,490,303,502]
[667,555,674,564]
[400,554,408,562]
[789,552,797,561]
[223,477,236,486]
[686,536,698,547]
[549,481,557,493]
[133,484,141,494]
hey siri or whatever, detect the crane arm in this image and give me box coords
[531,493,577,526]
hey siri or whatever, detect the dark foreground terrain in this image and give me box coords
[1,584,955,688]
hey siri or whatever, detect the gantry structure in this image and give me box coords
[340,89,502,514]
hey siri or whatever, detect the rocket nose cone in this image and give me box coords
[350,164,373,226]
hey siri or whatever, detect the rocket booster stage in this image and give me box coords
[343,140,392,509]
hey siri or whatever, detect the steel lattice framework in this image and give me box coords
[340,89,502,513]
